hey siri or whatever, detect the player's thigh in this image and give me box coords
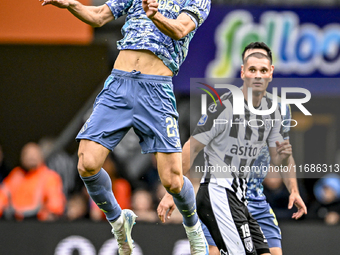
[132,75,182,154]
[248,202,282,249]
[78,139,110,176]
[224,195,260,255]
[155,152,183,191]
[247,211,270,255]
[197,184,254,255]
[196,184,231,253]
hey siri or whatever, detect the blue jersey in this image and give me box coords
[105,0,211,75]
[246,95,291,202]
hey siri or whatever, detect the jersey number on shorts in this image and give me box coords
[241,223,251,238]
[166,117,178,137]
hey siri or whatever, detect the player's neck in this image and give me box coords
[242,88,265,108]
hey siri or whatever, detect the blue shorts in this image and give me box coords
[201,201,282,249]
[247,200,281,248]
[76,69,182,154]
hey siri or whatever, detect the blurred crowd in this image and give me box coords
[0,137,193,224]
[1,136,340,226]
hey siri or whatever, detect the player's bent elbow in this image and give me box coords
[169,27,187,40]
[172,31,185,41]
[172,34,182,41]
[91,19,106,28]
[89,13,112,27]
[91,22,102,28]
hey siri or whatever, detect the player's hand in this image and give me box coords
[40,0,70,8]
[142,0,159,19]
[157,192,176,223]
[275,140,292,160]
[288,191,307,220]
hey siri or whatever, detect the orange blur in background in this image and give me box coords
[0,0,93,44]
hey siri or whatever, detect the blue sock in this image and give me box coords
[168,176,198,227]
[80,168,121,222]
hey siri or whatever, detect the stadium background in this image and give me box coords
[1,0,340,254]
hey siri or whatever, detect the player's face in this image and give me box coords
[241,56,274,94]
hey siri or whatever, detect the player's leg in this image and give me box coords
[269,247,282,255]
[209,246,220,255]
[76,71,137,255]
[78,139,121,221]
[78,140,136,254]
[266,209,282,255]
[156,152,208,254]
[248,201,282,255]
[247,208,270,255]
[200,221,220,255]
[197,183,256,255]
[130,73,207,254]
[156,152,194,224]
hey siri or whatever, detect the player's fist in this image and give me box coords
[40,0,70,8]
[142,0,159,19]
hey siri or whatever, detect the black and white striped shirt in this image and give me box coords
[193,92,284,203]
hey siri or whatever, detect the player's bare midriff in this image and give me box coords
[114,49,173,76]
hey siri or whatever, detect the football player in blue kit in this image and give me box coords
[40,0,210,254]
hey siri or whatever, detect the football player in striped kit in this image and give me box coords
[200,42,307,255]
[159,43,298,254]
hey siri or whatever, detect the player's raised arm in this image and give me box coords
[142,0,209,40]
[144,2,195,40]
[40,0,114,27]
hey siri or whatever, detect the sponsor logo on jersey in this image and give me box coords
[176,0,186,4]
[158,0,180,13]
[230,143,258,157]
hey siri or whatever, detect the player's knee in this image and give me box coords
[168,182,182,194]
[77,153,100,177]
[161,175,182,194]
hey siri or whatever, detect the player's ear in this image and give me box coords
[241,65,245,80]
[269,65,274,82]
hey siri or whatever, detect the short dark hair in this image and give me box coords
[243,52,271,65]
[242,42,272,64]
